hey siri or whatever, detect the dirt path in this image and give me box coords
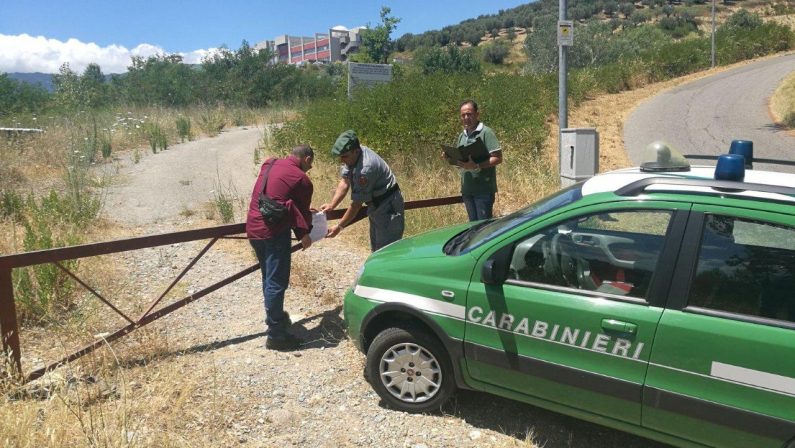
[65,122,673,448]
[104,126,264,227]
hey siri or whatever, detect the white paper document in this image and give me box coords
[309,212,328,242]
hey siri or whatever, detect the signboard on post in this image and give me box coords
[557,20,574,47]
[347,62,392,98]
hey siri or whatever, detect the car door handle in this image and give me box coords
[601,319,637,334]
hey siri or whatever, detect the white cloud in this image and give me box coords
[0,34,219,74]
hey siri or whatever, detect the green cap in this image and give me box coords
[331,130,359,156]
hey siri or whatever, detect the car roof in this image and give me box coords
[581,165,795,205]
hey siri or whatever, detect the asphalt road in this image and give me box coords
[624,52,795,172]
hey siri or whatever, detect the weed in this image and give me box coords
[232,107,255,127]
[179,206,195,217]
[144,123,168,153]
[132,148,141,164]
[175,115,193,142]
[199,108,226,137]
[212,174,238,223]
[253,144,262,166]
[0,189,25,222]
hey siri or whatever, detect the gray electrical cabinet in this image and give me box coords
[560,128,599,187]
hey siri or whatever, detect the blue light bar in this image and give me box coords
[729,140,753,169]
[715,154,745,181]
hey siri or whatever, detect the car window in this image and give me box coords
[688,215,795,324]
[508,210,672,299]
[456,183,583,254]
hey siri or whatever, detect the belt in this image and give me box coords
[369,183,400,208]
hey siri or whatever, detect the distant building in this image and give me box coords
[255,25,366,65]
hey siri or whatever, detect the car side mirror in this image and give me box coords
[481,245,513,285]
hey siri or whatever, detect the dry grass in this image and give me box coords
[771,70,795,129]
[1,341,233,448]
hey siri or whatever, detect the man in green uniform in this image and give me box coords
[320,130,405,252]
[453,100,503,221]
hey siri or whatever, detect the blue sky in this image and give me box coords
[0,0,531,74]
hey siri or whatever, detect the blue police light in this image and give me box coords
[715,154,745,181]
[729,140,753,169]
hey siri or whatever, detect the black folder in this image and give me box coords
[442,138,490,165]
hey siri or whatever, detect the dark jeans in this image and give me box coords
[250,228,291,332]
[463,193,495,222]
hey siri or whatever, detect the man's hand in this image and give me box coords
[326,224,343,238]
[458,156,478,171]
[300,234,312,250]
[319,203,334,212]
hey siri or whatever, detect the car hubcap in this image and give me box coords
[379,342,442,403]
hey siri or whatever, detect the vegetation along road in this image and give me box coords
[624,52,795,169]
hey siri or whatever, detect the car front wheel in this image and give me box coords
[365,326,455,413]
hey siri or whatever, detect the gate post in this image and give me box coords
[0,267,22,377]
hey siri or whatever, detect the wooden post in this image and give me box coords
[0,267,22,377]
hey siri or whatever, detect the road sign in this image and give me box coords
[347,62,393,98]
[558,20,574,46]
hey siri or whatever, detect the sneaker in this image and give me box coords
[265,332,303,351]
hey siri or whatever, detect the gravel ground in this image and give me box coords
[54,126,667,447]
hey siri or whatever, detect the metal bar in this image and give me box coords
[0,267,22,376]
[14,194,464,382]
[0,223,245,270]
[0,197,460,270]
[54,261,135,325]
[138,238,218,321]
[26,262,261,382]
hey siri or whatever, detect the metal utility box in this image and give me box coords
[560,128,599,187]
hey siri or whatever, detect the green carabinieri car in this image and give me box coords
[343,145,795,448]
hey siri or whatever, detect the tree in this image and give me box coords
[358,6,401,64]
[0,74,49,116]
[52,63,83,110]
[81,63,109,108]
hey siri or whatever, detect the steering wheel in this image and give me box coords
[548,233,579,287]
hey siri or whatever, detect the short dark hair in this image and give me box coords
[460,99,478,112]
[292,144,314,159]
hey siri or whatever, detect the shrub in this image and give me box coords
[415,45,482,75]
[725,9,763,30]
[482,41,511,65]
[784,112,795,129]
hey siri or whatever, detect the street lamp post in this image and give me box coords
[711,0,716,68]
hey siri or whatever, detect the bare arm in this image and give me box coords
[320,178,350,212]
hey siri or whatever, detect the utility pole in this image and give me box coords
[559,0,568,131]
[711,0,716,68]
[558,0,569,183]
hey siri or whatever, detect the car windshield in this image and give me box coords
[455,183,583,254]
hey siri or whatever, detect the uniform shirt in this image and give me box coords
[246,156,313,240]
[340,146,397,204]
[456,122,501,195]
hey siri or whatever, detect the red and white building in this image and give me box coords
[256,25,366,65]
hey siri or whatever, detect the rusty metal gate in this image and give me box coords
[0,196,462,383]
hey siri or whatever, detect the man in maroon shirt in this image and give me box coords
[246,144,314,350]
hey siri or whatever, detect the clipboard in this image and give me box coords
[441,138,490,165]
